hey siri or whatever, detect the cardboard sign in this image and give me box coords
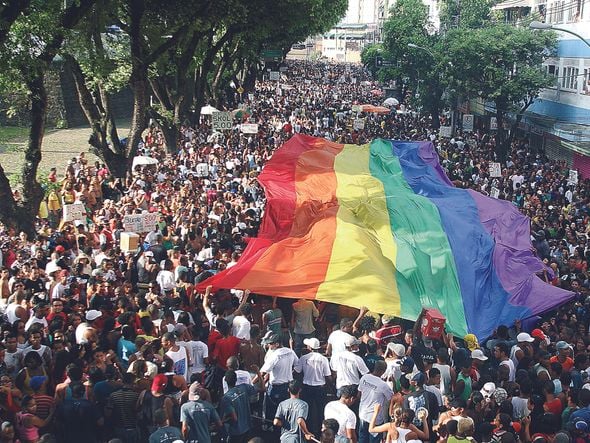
[491,187,500,199]
[463,114,474,132]
[240,123,259,134]
[439,126,452,138]
[63,203,85,222]
[122,212,159,233]
[489,162,502,178]
[211,112,232,131]
[568,169,579,185]
[195,163,209,177]
[353,118,365,130]
[490,117,498,130]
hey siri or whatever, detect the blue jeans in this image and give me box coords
[264,383,289,422]
[359,419,383,443]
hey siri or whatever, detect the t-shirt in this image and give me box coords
[220,384,257,436]
[260,347,298,385]
[180,400,220,443]
[222,369,253,394]
[358,373,393,423]
[213,336,240,370]
[327,330,353,357]
[294,351,331,386]
[275,398,309,442]
[324,401,356,438]
[291,300,319,335]
[149,426,183,443]
[330,350,369,389]
[177,340,208,374]
[166,346,188,380]
[232,315,251,340]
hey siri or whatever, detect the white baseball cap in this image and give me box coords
[303,338,321,349]
[517,332,535,343]
[471,349,488,361]
[85,309,102,321]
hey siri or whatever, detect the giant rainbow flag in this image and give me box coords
[199,135,574,338]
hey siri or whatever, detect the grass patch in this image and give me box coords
[0,126,28,153]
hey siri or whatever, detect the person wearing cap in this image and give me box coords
[137,373,176,439]
[551,341,574,372]
[403,371,439,434]
[510,332,535,369]
[330,335,369,395]
[293,337,331,436]
[180,381,222,443]
[374,314,403,347]
[470,349,488,382]
[76,309,102,345]
[383,342,406,389]
[358,360,393,443]
[531,328,550,349]
[255,331,298,426]
[24,302,49,332]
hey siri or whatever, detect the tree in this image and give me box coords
[446,24,556,161]
[381,0,446,127]
[0,0,95,236]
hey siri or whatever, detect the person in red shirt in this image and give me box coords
[550,341,574,372]
[212,319,240,371]
[46,299,67,325]
[542,380,563,415]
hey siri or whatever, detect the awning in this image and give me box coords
[492,0,533,9]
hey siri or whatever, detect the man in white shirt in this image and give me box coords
[255,332,298,424]
[324,384,358,443]
[231,303,251,340]
[291,299,319,355]
[294,337,331,435]
[330,335,369,394]
[358,361,393,443]
[222,356,254,394]
[175,324,208,380]
[326,318,354,357]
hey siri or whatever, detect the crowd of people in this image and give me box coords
[0,59,588,443]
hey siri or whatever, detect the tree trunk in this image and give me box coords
[495,106,508,163]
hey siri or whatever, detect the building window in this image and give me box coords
[583,68,590,95]
[561,66,579,90]
[549,0,565,23]
[545,64,559,88]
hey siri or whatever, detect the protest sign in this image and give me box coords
[63,203,85,222]
[489,162,502,178]
[123,212,159,233]
[211,112,232,130]
[240,123,259,134]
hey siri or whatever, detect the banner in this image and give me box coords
[211,112,232,131]
[123,212,159,233]
[489,162,502,178]
[63,203,85,222]
[439,126,452,138]
[490,117,498,130]
[463,114,474,132]
[240,123,259,134]
[353,118,365,130]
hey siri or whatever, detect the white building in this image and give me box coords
[493,0,590,176]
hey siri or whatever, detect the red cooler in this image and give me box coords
[421,308,446,339]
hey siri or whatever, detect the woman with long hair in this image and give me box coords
[369,404,429,443]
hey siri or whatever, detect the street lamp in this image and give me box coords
[407,43,435,58]
[529,21,590,49]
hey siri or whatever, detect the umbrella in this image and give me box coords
[361,105,391,115]
[371,89,384,96]
[232,108,252,120]
[132,156,158,170]
[383,97,399,107]
[200,105,219,115]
